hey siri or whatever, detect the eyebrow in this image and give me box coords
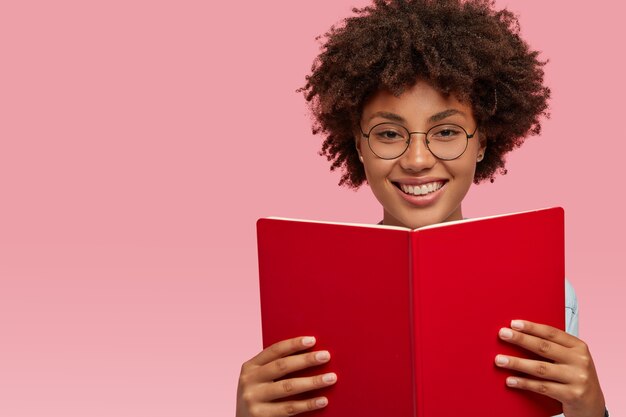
[367,109,467,124]
[367,111,406,123]
[429,109,467,123]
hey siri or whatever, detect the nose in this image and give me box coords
[399,133,437,172]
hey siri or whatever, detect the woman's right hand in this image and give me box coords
[236,336,337,417]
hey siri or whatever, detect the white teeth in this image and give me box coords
[400,181,444,196]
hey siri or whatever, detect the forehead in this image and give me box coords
[362,81,474,123]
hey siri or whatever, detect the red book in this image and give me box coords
[257,207,565,417]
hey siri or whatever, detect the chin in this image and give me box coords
[386,209,447,229]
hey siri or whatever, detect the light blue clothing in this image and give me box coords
[553,279,578,417]
[565,279,578,337]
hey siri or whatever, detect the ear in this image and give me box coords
[354,127,364,163]
[476,134,487,162]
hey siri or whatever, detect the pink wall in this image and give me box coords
[0,1,623,415]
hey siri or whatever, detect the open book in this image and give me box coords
[257,207,564,416]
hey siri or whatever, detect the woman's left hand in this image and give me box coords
[495,319,605,417]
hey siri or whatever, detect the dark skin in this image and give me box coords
[236,90,605,416]
[495,320,605,417]
[236,336,336,416]
[236,322,605,417]
[238,1,606,415]
[301,0,552,189]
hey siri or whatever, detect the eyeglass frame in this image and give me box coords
[359,122,479,161]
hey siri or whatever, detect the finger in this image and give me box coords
[250,336,317,367]
[249,397,329,417]
[498,327,570,361]
[261,372,338,401]
[510,320,579,348]
[505,376,568,403]
[258,350,331,381]
[494,355,570,383]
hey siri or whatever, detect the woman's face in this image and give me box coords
[356,80,486,229]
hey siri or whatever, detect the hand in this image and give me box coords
[236,336,338,417]
[495,320,605,417]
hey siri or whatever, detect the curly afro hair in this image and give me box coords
[300,0,550,188]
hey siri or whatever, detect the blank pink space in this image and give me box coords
[0,1,623,416]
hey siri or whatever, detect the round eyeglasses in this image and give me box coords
[360,122,478,160]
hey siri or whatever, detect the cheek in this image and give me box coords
[363,160,395,183]
[447,158,478,184]
[468,139,484,160]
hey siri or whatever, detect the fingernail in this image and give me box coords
[322,373,337,383]
[316,397,328,408]
[506,377,518,386]
[499,328,513,339]
[315,351,330,362]
[495,355,509,366]
[511,320,524,330]
[302,337,316,346]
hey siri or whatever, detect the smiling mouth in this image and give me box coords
[394,181,446,196]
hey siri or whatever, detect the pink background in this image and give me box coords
[0,1,623,416]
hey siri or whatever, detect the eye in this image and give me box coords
[370,124,407,142]
[430,125,464,141]
[378,130,402,140]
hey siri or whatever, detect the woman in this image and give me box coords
[237,1,606,416]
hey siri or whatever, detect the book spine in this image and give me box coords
[409,232,423,417]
